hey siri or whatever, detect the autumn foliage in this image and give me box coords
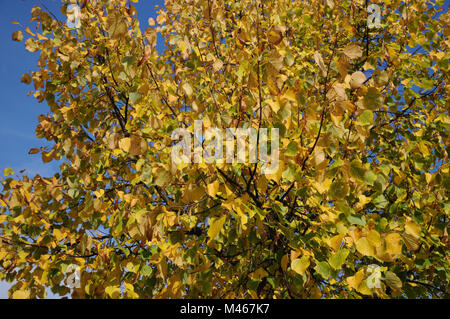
[1,0,449,298]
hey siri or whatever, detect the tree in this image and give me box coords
[1,0,449,299]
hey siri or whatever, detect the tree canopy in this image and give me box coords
[1,0,449,299]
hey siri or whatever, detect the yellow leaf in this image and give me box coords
[105,286,121,299]
[106,132,120,150]
[183,185,204,202]
[385,233,402,255]
[343,44,363,59]
[53,228,64,241]
[367,229,381,247]
[182,82,193,96]
[0,251,8,261]
[337,55,349,77]
[267,75,280,96]
[37,33,48,41]
[156,13,166,25]
[290,250,301,261]
[401,232,420,251]
[206,181,220,197]
[329,234,345,251]
[358,194,371,206]
[164,273,183,298]
[347,269,364,290]
[314,51,326,75]
[124,282,134,292]
[145,28,158,48]
[119,137,131,153]
[356,237,374,256]
[266,158,284,183]
[357,280,373,295]
[3,168,15,176]
[375,244,396,262]
[20,73,31,84]
[327,83,347,101]
[283,88,297,102]
[12,290,30,299]
[314,177,332,194]
[119,136,147,156]
[405,220,421,238]
[250,267,269,280]
[107,14,128,39]
[384,271,403,290]
[418,141,430,157]
[25,38,38,52]
[12,30,23,42]
[291,255,310,276]
[267,29,283,45]
[25,27,35,37]
[94,189,105,198]
[350,71,366,89]
[163,209,177,227]
[266,98,280,113]
[207,215,226,241]
[213,59,223,73]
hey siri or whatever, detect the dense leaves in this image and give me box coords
[0,0,449,299]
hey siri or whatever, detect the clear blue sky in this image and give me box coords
[0,0,163,298]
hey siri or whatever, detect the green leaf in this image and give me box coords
[329,248,349,270]
[285,142,298,156]
[374,174,387,192]
[126,261,139,273]
[291,256,310,276]
[349,159,365,180]
[357,110,374,125]
[154,168,170,186]
[122,56,136,67]
[329,180,349,200]
[401,232,420,251]
[347,215,366,226]
[314,261,331,279]
[282,166,296,182]
[140,165,152,183]
[129,92,142,104]
[373,194,388,208]
[364,170,377,186]
[384,271,402,290]
[68,188,79,199]
[140,265,152,276]
[363,87,381,110]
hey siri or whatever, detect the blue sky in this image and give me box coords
[0,0,163,299]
